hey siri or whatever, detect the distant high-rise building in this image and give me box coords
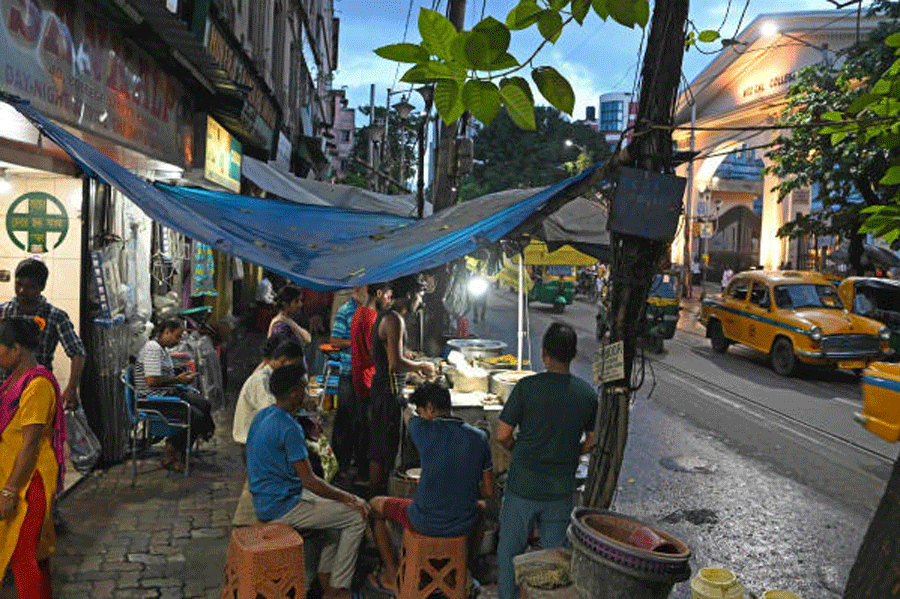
[586,106,596,121]
[598,92,637,150]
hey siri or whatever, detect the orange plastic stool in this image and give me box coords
[397,528,468,599]
[221,523,305,599]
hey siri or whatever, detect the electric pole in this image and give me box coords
[584,0,690,509]
[421,0,466,356]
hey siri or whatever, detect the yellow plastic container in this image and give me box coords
[761,591,802,599]
[690,567,744,599]
[858,362,900,442]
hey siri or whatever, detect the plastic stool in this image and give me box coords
[397,528,468,599]
[220,523,305,599]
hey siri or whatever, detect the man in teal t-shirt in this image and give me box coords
[495,322,598,599]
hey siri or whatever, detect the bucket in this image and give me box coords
[761,591,802,599]
[690,568,744,599]
[568,508,691,599]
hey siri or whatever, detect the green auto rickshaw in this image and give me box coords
[838,277,900,359]
[523,240,597,313]
[596,272,681,353]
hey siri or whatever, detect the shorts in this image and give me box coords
[382,497,415,530]
[367,382,402,468]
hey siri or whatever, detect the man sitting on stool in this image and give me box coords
[246,363,369,599]
[367,382,494,595]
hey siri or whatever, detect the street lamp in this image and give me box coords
[761,22,833,68]
[564,139,587,154]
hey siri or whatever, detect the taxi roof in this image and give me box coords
[733,270,833,286]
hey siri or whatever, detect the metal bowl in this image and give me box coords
[447,338,507,361]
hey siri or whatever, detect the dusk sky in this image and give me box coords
[332,0,836,124]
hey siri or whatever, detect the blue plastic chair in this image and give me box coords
[121,366,193,478]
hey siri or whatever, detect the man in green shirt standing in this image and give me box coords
[495,322,597,599]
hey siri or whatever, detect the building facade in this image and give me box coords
[672,9,880,278]
[598,92,637,151]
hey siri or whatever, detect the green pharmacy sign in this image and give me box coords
[6,192,69,253]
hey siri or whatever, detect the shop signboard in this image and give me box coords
[205,19,278,154]
[5,191,68,253]
[0,2,189,167]
[274,131,292,173]
[204,116,242,192]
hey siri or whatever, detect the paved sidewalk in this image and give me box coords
[44,328,266,599]
[677,283,718,337]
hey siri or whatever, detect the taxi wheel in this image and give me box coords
[709,320,730,353]
[771,337,797,376]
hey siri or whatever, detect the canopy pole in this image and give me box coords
[517,254,524,371]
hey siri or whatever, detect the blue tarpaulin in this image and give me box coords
[9,97,600,290]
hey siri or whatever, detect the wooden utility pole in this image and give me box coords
[421,0,466,356]
[430,0,466,212]
[584,0,690,509]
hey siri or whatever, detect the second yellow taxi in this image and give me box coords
[700,271,891,376]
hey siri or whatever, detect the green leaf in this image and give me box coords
[633,0,649,28]
[465,16,512,68]
[831,131,848,145]
[499,77,536,129]
[720,38,740,46]
[400,61,457,84]
[434,80,465,124]
[571,0,591,24]
[698,30,719,43]
[821,111,842,122]
[881,166,900,186]
[886,32,900,47]
[374,43,431,63]
[484,52,520,70]
[874,78,891,95]
[462,80,501,124]
[607,0,635,28]
[507,0,542,30]
[532,66,575,114]
[591,0,609,20]
[538,10,564,43]
[418,8,458,61]
[450,32,474,67]
[550,0,570,9]
[847,93,879,115]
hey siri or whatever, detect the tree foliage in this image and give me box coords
[374,0,723,130]
[765,7,900,272]
[336,104,424,193]
[457,106,609,199]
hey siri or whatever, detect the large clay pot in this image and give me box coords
[568,508,691,599]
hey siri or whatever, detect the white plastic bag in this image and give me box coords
[65,407,102,473]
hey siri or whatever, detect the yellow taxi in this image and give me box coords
[700,271,891,376]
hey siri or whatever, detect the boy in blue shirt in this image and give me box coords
[366,382,493,595]
[246,363,369,599]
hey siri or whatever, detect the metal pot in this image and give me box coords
[490,370,535,402]
[446,338,507,361]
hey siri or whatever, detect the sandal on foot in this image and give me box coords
[365,571,396,597]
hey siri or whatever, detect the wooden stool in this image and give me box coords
[221,523,305,599]
[397,528,467,599]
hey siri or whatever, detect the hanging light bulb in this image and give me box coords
[0,169,11,194]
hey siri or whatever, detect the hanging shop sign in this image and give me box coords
[0,2,189,166]
[205,19,278,153]
[5,191,69,253]
[204,116,242,192]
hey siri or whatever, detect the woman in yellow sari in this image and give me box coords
[0,316,65,599]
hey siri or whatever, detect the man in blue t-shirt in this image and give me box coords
[495,322,598,599]
[366,382,493,595]
[246,363,369,599]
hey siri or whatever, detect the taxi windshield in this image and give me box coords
[773,284,844,310]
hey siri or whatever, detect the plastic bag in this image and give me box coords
[65,407,102,474]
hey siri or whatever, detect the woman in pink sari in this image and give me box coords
[0,316,65,599]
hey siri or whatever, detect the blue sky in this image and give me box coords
[332,0,830,124]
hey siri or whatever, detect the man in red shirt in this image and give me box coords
[350,282,392,483]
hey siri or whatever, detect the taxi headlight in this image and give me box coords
[810,326,822,342]
[880,327,891,341]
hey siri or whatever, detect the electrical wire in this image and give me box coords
[391,0,418,90]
